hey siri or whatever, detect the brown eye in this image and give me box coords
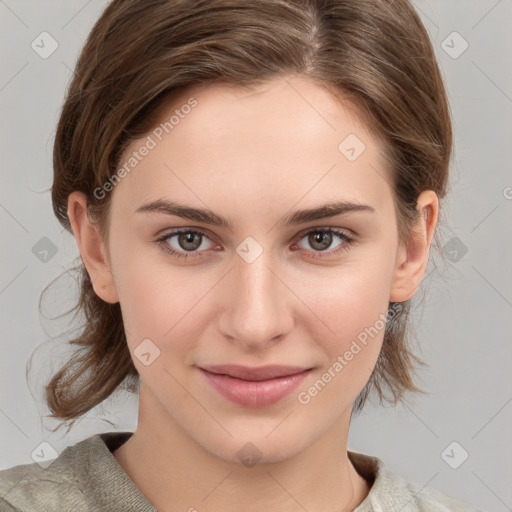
[308,231,334,251]
[156,227,355,261]
[156,229,216,259]
[177,232,203,251]
[293,228,355,260]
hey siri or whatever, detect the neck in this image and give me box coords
[113,388,370,512]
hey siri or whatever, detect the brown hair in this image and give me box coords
[43,0,452,430]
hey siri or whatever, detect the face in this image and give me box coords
[89,75,414,463]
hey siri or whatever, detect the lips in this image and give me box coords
[201,364,310,381]
[198,364,312,408]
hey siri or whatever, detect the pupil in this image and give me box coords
[180,232,200,250]
[311,232,331,250]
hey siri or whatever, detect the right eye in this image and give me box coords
[155,228,218,259]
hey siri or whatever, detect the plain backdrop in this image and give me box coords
[1,1,511,511]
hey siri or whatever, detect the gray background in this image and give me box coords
[1,1,511,510]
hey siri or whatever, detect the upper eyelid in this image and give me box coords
[158,226,355,246]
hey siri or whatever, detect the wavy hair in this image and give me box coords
[42,0,452,430]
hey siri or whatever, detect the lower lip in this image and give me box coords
[199,368,311,408]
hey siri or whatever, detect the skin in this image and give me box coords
[68,74,438,512]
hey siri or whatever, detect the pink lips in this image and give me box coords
[199,364,312,408]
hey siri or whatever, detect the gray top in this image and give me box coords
[0,431,483,512]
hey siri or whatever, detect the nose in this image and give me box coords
[217,248,294,351]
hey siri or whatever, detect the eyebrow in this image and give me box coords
[135,199,375,229]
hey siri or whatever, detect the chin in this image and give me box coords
[194,420,313,467]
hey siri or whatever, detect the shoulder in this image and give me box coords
[0,439,90,512]
[401,480,485,512]
[348,450,487,512]
[0,432,134,512]
[0,497,21,511]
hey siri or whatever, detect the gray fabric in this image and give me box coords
[0,432,483,512]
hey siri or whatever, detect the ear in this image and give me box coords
[67,191,119,304]
[389,190,438,303]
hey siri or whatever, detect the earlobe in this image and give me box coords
[67,191,119,304]
[389,190,439,303]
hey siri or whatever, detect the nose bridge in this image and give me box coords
[219,243,293,349]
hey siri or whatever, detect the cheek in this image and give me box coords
[109,240,175,338]
[303,257,394,340]
[296,253,395,399]
[111,221,396,354]
[298,273,389,407]
[112,245,218,356]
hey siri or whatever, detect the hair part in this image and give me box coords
[44,0,452,431]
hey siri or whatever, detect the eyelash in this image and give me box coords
[155,227,356,261]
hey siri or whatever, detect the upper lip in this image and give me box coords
[200,365,311,381]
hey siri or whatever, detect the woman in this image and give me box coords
[0,0,483,510]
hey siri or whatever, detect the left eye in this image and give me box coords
[156,227,354,260]
[293,228,353,256]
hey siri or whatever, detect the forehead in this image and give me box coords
[111,75,393,221]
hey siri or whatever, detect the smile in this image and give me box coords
[198,365,313,408]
